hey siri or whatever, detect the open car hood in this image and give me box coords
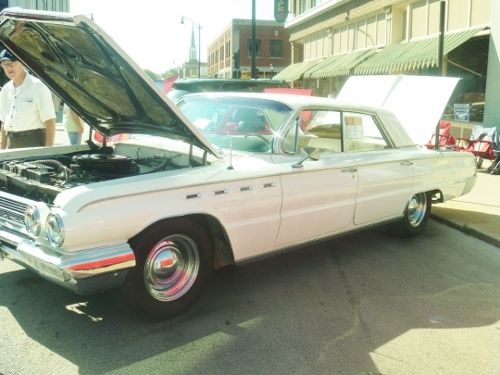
[337,75,459,146]
[0,8,217,155]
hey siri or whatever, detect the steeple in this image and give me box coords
[189,25,197,62]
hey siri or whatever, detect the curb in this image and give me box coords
[431,214,500,248]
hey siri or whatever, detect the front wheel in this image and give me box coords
[394,192,431,237]
[123,219,213,318]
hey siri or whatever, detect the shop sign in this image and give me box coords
[454,103,470,122]
[274,0,288,23]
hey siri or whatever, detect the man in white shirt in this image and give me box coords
[0,49,56,149]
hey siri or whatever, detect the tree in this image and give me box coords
[144,69,161,81]
[162,68,179,79]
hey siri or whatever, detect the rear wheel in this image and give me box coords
[395,192,431,237]
[124,219,213,318]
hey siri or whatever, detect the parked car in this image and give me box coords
[0,9,477,318]
[167,78,290,102]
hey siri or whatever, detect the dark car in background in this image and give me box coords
[167,78,290,101]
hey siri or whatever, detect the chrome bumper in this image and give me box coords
[0,228,136,295]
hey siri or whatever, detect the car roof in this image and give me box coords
[183,92,389,114]
[173,78,288,85]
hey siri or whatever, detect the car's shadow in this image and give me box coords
[1,222,500,374]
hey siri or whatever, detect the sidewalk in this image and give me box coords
[431,160,500,247]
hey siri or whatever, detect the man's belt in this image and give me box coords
[7,129,44,138]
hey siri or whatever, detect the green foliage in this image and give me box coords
[162,68,179,79]
[144,69,161,81]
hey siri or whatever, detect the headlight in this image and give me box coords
[24,205,41,236]
[46,213,65,247]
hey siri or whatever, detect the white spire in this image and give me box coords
[189,25,197,61]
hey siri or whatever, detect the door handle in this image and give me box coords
[400,161,414,166]
[342,168,357,173]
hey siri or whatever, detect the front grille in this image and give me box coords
[0,196,27,228]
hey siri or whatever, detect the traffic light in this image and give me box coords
[232,49,240,70]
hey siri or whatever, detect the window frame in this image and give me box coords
[247,39,262,57]
[281,108,391,155]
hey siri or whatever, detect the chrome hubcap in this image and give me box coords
[144,234,200,302]
[407,193,427,228]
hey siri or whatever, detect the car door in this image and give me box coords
[342,111,414,225]
[273,109,358,248]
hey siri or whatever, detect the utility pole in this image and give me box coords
[435,0,446,150]
[437,0,445,76]
[251,0,257,79]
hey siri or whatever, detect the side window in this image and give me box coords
[343,112,388,151]
[282,109,390,155]
[283,109,342,154]
[300,110,342,153]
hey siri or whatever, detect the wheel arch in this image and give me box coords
[128,214,235,270]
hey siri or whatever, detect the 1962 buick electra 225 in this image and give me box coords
[0,9,476,317]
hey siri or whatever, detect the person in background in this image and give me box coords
[0,49,56,149]
[63,103,84,145]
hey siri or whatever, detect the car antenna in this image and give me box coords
[227,133,234,170]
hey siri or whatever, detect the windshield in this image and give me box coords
[177,96,292,153]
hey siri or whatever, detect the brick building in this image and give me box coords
[207,19,291,79]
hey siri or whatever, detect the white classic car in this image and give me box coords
[0,9,476,318]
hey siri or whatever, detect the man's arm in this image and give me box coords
[70,109,84,133]
[44,118,56,146]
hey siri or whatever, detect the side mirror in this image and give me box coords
[292,147,320,168]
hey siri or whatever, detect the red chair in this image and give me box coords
[426,120,456,150]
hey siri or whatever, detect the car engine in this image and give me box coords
[0,150,183,204]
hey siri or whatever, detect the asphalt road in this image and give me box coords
[1,221,500,375]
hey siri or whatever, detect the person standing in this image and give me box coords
[0,49,56,149]
[62,103,84,145]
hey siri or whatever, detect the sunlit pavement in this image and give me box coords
[432,163,500,248]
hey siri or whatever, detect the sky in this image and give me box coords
[70,0,276,73]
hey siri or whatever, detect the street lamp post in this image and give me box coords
[180,16,202,78]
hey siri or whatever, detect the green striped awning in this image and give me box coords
[354,27,484,75]
[272,59,323,82]
[304,49,376,79]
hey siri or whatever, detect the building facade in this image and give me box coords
[1,0,69,11]
[277,0,497,130]
[207,19,291,79]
